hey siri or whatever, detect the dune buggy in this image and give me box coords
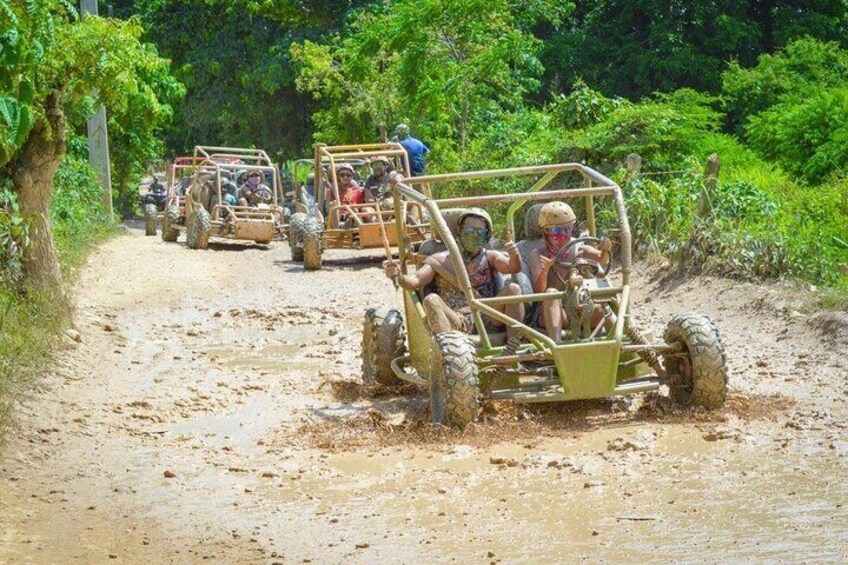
[288,143,430,269]
[140,173,167,236]
[160,146,287,249]
[361,164,728,427]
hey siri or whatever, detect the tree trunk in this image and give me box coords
[4,91,67,294]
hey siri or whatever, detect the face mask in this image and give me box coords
[248,176,260,188]
[459,226,488,256]
[545,224,574,250]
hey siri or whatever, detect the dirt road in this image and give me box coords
[1,227,847,563]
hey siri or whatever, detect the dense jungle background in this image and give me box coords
[1,0,848,425]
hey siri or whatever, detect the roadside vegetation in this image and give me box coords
[0,1,181,431]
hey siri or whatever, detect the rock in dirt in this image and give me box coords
[163,470,177,478]
[489,456,519,467]
[607,430,656,452]
[703,429,738,442]
[65,329,83,343]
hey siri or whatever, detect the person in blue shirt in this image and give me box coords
[395,123,429,176]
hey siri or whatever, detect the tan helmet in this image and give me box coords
[370,155,390,166]
[335,163,355,175]
[538,201,576,229]
[458,207,493,235]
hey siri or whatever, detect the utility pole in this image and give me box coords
[80,0,114,220]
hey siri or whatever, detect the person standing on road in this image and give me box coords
[395,123,429,176]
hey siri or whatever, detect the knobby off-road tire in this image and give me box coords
[361,307,407,386]
[430,331,479,427]
[288,212,309,261]
[663,312,728,409]
[186,207,211,250]
[144,204,158,236]
[161,205,180,242]
[302,218,323,270]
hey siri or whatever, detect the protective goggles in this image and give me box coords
[461,226,489,238]
[547,225,575,236]
[338,172,353,178]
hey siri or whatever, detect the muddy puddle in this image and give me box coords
[255,423,848,562]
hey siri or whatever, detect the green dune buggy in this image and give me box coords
[361,164,728,427]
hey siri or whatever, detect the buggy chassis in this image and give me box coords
[365,163,727,425]
[289,143,431,269]
[184,146,287,247]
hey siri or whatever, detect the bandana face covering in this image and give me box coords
[248,176,260,188]
[545,230,571,257]
[459,226,488,257]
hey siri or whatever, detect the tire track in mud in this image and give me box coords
[0,228,847,563]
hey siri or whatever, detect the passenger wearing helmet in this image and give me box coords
[385,209,525,338]
[529,201,612,341]
[362,156,395,223]
[238,171,271,207]
[327,163,364,224]
[363,156,393,199]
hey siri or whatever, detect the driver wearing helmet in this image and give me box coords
[238,171,271,207]
[385,209,525,339]
[529,201,612,341]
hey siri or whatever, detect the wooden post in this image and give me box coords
[699,153,720,219]
[625,153,641,181]
[81,0,113,220]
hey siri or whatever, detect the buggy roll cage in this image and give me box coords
[190,146,283,224]
[389,163,650,355]
[313,142,415,228]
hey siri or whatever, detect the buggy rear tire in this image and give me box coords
[663,312,728,409]
[162,205,180,242]
[361,307,406,386]
[186,207,211,250]
[289,212,308,261]
[430,331,479,427]
[144,204,157,236]
[302,218,323,270]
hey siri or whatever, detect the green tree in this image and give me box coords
[0,1,180,292]
[722,37,848,130]
[292,0,564,161]
[538,1,848,100]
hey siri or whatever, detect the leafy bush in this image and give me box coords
[745,86,848,181]
[568,89,722,170]
[722,37,848,129]
[51,145,114,270]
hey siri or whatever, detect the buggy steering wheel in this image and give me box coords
[550,236,611,280]
[251,187,273,205]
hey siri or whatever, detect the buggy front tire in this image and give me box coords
[663,312,728,409]
[162,205,180,242]
[144,204,158,236]
[430,331,479,427]
[186,207,211,250]
[361,307,406,386]
[289,212,308,261]
[302,218,323,270]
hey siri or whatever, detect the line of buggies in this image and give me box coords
[140,144,728,429]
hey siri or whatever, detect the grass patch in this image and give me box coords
[0,149,119,438]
